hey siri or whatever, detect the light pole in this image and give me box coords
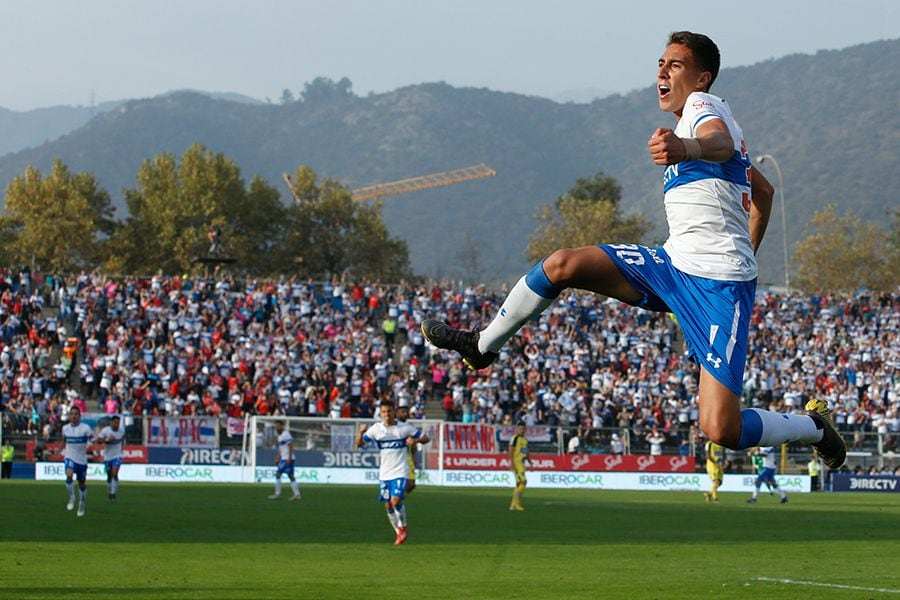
[755,154,790,293]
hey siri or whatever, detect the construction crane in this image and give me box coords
[349,164,496,202]
[283,164,495,204]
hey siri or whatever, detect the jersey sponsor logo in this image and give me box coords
[376,439,407,450]
[692,99,714,109]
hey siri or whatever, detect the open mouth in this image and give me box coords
[658,84,671,100]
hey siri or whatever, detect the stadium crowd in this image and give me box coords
[0,267,897,460]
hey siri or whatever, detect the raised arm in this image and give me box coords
[648,118,734,165]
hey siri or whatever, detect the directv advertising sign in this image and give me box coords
[832,474,900,493]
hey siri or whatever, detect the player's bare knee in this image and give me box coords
[542,249,578,285]
[700,417,740,449]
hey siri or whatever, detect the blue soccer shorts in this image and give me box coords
[599,244,755,396]
[276,459,295,477]
[755,467,777,486]
[64,458,88,482]
[378,478,408,502]
[105,457,123,470]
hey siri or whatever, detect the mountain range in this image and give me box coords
[1,39,898,285]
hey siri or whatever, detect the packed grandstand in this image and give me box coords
[0,269,897,471]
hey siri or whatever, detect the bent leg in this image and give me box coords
[699,366,823,450]
[479,246,641,353]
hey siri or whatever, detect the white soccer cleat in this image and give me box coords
[77,504,85,517]
[290,493,302,501]
[66,499,75,511]
[267,493,281,500]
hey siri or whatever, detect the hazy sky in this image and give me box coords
[1,0,897,110]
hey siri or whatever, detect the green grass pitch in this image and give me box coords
[1,481,898,599]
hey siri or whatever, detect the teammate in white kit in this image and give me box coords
[356,400,430,545]
[269,420,301,501]
[96,415,126,502]
[422,31,846,469]
[61,406,93,516]
[746,446,788,504]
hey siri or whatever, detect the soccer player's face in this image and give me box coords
[657,43,709,116]
[380,405,395,423]
[70,409,81,425]
[396,407,408,421]
[112,418,121,431]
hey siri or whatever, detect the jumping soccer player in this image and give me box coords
[747,446,788,504]
[269,420,301,501]
[356,400,430,545]
[61,406,93,517]
[395,398,418,495]
[421,31,845,469]
[96,415,126,502]
[704,438,724,503]
[509,421,530,511]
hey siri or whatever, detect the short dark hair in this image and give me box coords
[274,419,285,426]
[379,400,395,409]
[667,31,720,91]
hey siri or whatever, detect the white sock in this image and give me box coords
[778,488,787,499]
[66,481,75,499]
[290,480,300,495]
[111,479,118,494]
[386,509,399,533]
[79,487,87,505]
[395,504,407,528]
[274,479,282,495]
[478,275,556,353]
[748,409,823,446]
[751,487,759,500]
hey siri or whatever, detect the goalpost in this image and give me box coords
[245,416,445,486]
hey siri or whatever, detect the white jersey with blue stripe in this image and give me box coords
[662,92,756,282]
[62,423,94,465]
[362,421,421,480]
[99,425,125,461]
[759,446,776,469]
[277,430,294,461]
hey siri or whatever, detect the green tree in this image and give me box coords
[110,144,286,274]
[283,166,410,279]
[526,171,651,262]
[0,160,115,271]
[793,204,896,292]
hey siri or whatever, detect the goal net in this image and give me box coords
[247,416,445,486]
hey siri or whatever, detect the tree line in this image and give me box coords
[0,144,410,280]
[1,148,896,292]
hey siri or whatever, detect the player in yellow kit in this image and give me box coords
[509,421,530,511]
[704,438,724,503]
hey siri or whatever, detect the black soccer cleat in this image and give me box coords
[805,399,847,470]
[420,319,497,371]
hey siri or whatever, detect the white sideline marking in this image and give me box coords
[754,577,900,594]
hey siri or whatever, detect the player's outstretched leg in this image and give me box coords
[289,476,301,501]
[804,399,847,469]
[420,320,497,371]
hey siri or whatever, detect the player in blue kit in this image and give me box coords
[61,406,93,517]
[422,31,846,468]
[268,420,301,501]
[96,415,126,502]
[356,400,430,545]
